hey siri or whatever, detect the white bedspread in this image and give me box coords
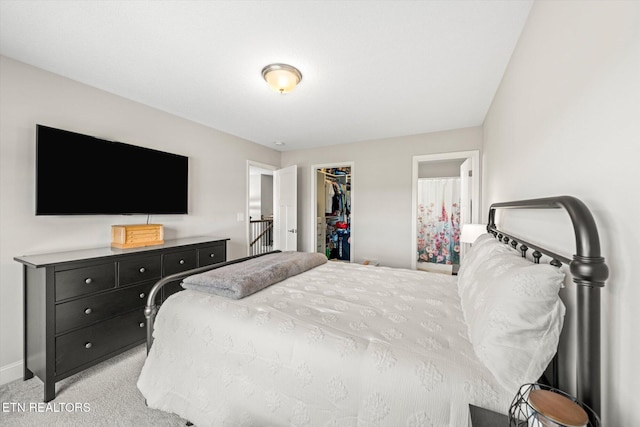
[137,262,513,426]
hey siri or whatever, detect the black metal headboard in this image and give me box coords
[487,196,608,416]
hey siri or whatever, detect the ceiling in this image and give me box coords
[0,0,533,151]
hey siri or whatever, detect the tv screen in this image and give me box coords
[36,125,189,215]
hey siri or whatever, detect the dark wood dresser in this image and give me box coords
[14,236,229,402]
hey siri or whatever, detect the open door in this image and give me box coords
[460,158,472,226]
[459,158,472,261]
[273,165,297,251]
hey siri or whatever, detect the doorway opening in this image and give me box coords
[411,151,479,272]
[311,162,353,262]
[247,161,276,256]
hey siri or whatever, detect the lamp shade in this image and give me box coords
[460,223,486,244]
[262,63,302,94]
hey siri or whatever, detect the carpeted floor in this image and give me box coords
[0,344,188,426]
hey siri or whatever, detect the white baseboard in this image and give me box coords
[0,360,23,386]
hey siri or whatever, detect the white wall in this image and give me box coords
[248,174,274,220]
[482,1,639,425]
[281,127,482,268]
[0,56,280,384]
[249,174,262,220]
[261,174,273,218]
[418,159,464,178]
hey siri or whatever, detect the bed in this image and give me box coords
[137,196,608,426]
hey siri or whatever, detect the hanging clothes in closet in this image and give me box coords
[328,180,347,216]
[321,168,351,261]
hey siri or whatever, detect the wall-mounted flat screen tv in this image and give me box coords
[36,125,188,215]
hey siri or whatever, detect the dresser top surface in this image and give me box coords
[14,236,229,268]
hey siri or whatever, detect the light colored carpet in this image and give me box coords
[0,344,187,426]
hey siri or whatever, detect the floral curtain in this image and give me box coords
[417,178,461,265]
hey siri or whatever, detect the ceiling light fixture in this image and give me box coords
[262,63,302,94]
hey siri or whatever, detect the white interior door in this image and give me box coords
[460,158,472,226]
[274,165,297,251]
[459,158,472,261]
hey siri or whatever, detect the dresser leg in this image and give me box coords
[24,367,34,380]
[44,381,55,402]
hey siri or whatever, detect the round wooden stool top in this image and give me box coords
[529,389,588,427]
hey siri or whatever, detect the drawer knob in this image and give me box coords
[85,342,93,349]
[139,322,145,328]
[139,267,146,273]
[209,253,215,258]
[84,308,92,315]
[179,259,185,265]
[85,278,93,285]
[139,293,145,299]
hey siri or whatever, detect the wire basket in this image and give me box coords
[509,383,600,427]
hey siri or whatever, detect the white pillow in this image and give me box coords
[457,233,513,298]
[458,242,566,394]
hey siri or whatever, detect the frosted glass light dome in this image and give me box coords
[262,63,302,94]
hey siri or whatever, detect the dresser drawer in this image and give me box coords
[17,237,228,402]
[198,243,226,267]
[55,309,146,376]
[55,263,116,301]
[118,255,161,286]
[56,281,155,334]
[163,250,197,275]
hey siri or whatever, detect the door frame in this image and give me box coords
[246,160,278,256]
[310,161,355,261]
[410,150,480,270]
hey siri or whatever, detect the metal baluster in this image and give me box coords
[532,251,542,264]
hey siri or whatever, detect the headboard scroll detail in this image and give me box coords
[487,195,608,417]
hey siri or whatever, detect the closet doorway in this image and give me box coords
[411,151,479,272]
[311,163,353,262]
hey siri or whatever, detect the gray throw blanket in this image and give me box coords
[181,251,327,299]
